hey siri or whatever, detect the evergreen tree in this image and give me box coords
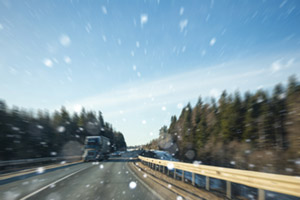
[272,84,287,149]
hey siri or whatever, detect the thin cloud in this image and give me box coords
[66,59,278,116]
[271,58,295,73]
[67,55,299,117]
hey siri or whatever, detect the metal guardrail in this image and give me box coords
[139,156,300,200]
[0,156,82,167]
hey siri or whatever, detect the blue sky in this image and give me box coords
[0,0,300,145]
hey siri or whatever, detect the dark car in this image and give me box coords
[139,150,178,161]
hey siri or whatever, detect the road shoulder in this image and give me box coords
[128,161,180,200]
[129,161,224,200]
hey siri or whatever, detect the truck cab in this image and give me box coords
[83,136,110,162]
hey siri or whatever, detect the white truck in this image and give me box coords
[83,136,110,162]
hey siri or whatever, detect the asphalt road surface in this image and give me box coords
[0,156,163,200]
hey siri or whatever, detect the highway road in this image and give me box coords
[0,155,163,200]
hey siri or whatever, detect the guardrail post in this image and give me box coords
[182,171,185,182]
[258,189,265,200]
[226,181,231,199]
[192,172,195,186]
[206,176,210,191]
[174,169,177,179]
[167,168,169,176]
[163,166,165,174]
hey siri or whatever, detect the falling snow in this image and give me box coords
[57,126,65,133]
[118,38,122,45]
[210,37,216,46]
[140,14,148,27]
[102,35,107,42]
[129,181,137,189]
[102,6,107,14]
[43,58,53,68]
[36,167,44,174]
[249,164,255,168]
[59,34,71,47]
[177,196,183,200]
[64,56,71,64]
[133,65,137,71]
[85,23,92,33]
[245,150,251,154]
[286,168,294,172]
[179,19,188,32]
[0,3,299,197]
[179,7,184,16]
[131,51,135,57]
[193,160,202,166]
[167,162,174,170]
[37,125,44,129]
[177,103,183,109]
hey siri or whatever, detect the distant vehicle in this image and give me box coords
[83,136,110,162]
[153,150,178,161]
[110,151,122,157]
[139,150,178,161]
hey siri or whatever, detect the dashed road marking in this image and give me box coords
[20,167,87,200]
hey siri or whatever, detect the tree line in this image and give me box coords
[0,103,127,160]
[144,76,300,175]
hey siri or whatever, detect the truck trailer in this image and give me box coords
[83,136,110,162]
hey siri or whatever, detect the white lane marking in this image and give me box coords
[20,167,86,200]
[126,162,164,200]
[0,160,82,181]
